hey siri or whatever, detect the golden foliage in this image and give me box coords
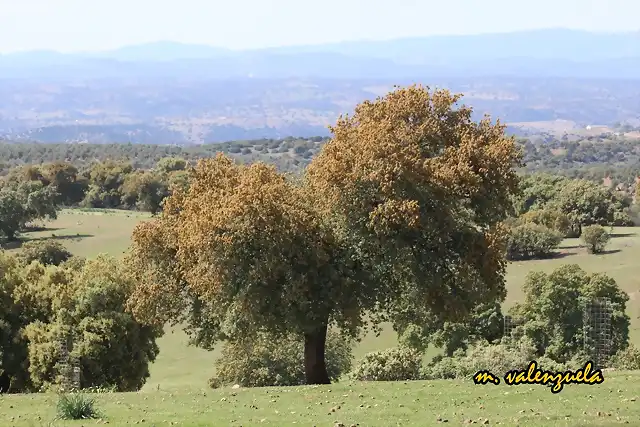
[307,85,521,227]
[127,85,522,341]
[126,154,342,336]
[306,85,521,319]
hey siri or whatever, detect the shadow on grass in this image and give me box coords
[597,249,622,255]
[1,234,94,250]
[22,226,63,232]
[609,232,636,238]
[511,251,578,262]
[549,251,578,259]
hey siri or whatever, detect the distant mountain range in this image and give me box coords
[0,29,638,144]
[1,29,639,80]
[100,28,640,62]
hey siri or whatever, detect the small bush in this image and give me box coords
[18,240,72,266]
[349,346,423,382]
[581,224,610,254]
[612,211,634,226]
[56,393,101,420]
[210,331,353,388]
[610,345,640,370]
[505,223,563,260]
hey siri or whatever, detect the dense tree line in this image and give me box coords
[519,136,640,188]
[1,144,636,245]
[0,137,329,175]
[1,133,639,183]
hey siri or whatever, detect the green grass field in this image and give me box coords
[3,209,640,426]
[3,372,640,426]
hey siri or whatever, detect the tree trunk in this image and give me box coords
[304,324,330,385]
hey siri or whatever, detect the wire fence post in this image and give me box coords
[583,297,613,369]
[57,334,80,392]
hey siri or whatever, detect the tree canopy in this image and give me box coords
[0,253,161,392]
[126,85,522,384]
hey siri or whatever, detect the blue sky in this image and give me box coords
[0,0,638,53]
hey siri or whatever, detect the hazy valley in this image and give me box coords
[1,28,639,144]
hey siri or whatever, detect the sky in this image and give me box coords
[0,0,638,53]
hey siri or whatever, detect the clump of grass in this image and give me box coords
[56,393,102,420]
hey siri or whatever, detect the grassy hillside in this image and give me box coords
[6,210,640,390]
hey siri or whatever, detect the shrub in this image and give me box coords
[581,224,610,254]
[612,211,634,227]
[565,350,595,370]
[56,393,101,420]
[518,209,572,236]
[505,223,563,260]
[60,255,86,271]
[349,346,422,382]
[394,302,505,358]
[227,144,242,154]
[422,338,568,380]
[19,256,163,392]
[17,240,72,266]
[210,331,353,388]
[610,345,640,370]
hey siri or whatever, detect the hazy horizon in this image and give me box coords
[1,0,639,53]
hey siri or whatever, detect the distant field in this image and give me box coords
[7,208,152,258]
[509,119,579,133]
[3,210,640,426]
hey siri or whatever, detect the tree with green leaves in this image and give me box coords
[125,85,522,385]
[552,179,616,236]
[0,181,58,241]
[513,173,570,215]
[581,224,610,254]
[17,241,72,267]
[509,264,629,363]
[81,161,133,208]
[40,162,88,206]
[1,254,162,392]
[155,157,187,174]
[0,252,32,391]
[122,171,169,214]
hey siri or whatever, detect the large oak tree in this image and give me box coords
[126,86,522,385]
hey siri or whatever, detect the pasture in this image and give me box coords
[3,372,640,426]
[3,209,640,426]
